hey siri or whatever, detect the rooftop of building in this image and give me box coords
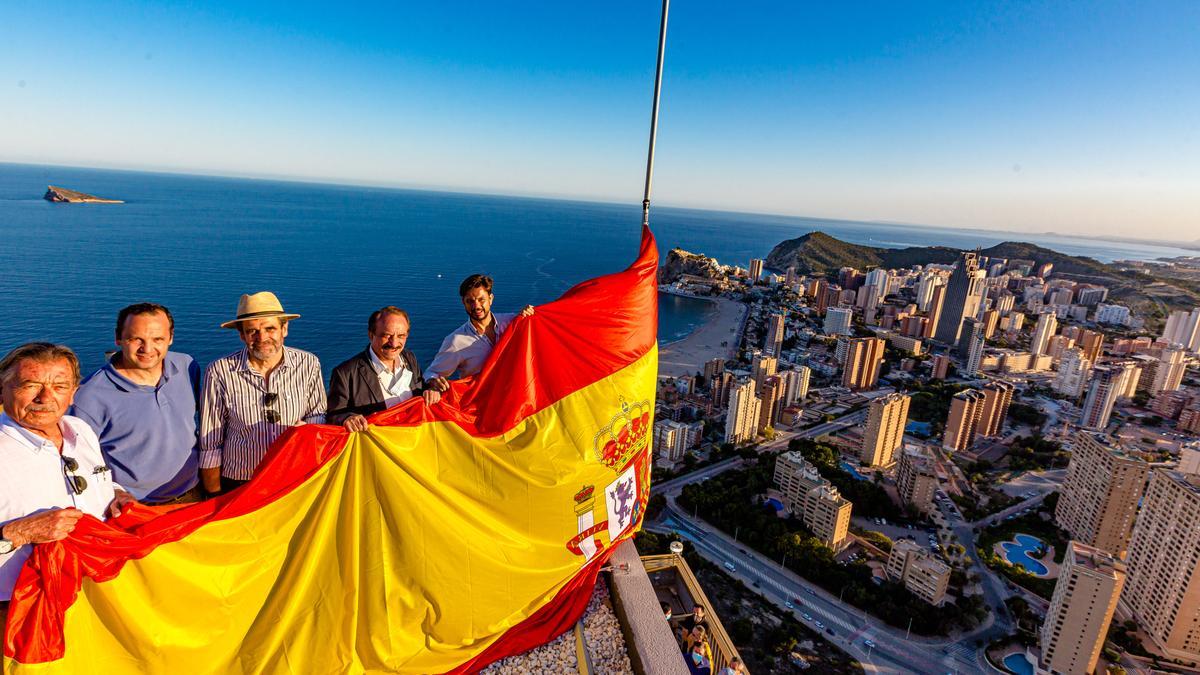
[1067,540,1125,575]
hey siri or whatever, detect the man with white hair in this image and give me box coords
[0,342,136,625]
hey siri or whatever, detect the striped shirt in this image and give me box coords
[199,346,326,481]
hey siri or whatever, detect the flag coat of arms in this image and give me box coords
[3,228,659,674]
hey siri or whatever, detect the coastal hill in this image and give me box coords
[43,186,124,204]
[765,230,1200,320]
[660,248,724,283]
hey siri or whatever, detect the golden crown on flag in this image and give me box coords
[593,398,651,472]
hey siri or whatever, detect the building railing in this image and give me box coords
[641,553,748,673]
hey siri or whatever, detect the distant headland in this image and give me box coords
[43,185,123,204]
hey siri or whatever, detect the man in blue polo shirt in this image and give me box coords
[72,303,202,504]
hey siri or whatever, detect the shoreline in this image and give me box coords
[658,296,747,378]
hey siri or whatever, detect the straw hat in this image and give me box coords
[220,291,301,329]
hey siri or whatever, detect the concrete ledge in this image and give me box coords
[607,540,690,675]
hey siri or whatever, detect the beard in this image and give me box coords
[248,341,279,361]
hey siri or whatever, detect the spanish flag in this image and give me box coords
[4,228,659,674]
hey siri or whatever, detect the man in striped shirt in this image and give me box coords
[199,292,326,496]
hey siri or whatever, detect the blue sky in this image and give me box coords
[2,1,1197,240]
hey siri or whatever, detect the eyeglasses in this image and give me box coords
[264,392,281,424]
[62,456,87,495]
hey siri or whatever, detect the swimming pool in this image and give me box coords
[840,461,869,481]
[1002,652,1034,675]
[1001,533,1049,576]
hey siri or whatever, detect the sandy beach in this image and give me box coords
[658,296,747,378]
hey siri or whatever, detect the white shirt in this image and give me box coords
[425,312,516,380]
[0,413,118,601]
[367,347,414,407]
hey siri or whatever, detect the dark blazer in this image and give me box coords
[327,348,426,424]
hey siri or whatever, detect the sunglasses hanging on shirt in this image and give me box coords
[62,456,88,495]
[264,391,281,424]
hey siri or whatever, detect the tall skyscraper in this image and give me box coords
[1053,347,1092,398]
[916,271,945,312]
[981,308,1000,339]
[758,375,782,433]
[784,266,798,289]
[962,320,986,376]
[933,251,984,345]
[942,389,985,451]
[1122,470,1200,662]
[709,371,734,408]
[702,357,724,384]
[723,380,760,444]
[765,313,785,357]
[1161,307,1200,353]
[1080,364,1132,430]
[923,284,947,339]
[1076,329,1105,363]
[1055,433,1149,557]
[861,392,911,467]
[751,352,778,393]
[897,445,939,514]
[978,380,1014,437]
[842,337,885,391]
[748,258,763,282]
[931,354,951,380]
[1040,541,1125,675]
[823,306,853,336]
[1149,344,1188,395]
[1030,309,1058,356]
[779,367,810,405]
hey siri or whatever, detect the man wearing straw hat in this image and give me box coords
[198,292,326,497]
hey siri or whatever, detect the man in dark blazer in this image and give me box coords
[328,306,440,431]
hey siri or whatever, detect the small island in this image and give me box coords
[43,185,124,204]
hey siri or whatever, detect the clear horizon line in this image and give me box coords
[2,157,1196,251]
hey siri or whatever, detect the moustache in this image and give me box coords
[27,405,57,413]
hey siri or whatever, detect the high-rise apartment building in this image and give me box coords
[931,354,951,380]
[758,375,782,433]
[942,389,985,451]
[1122,470,1200,662]
[1079,363,1133,430]
[933,251,985,345]
[896,445,939,514]
[978,380,1014,437]
[773,452,852,550]
[885,539,950,605]
[765,313,785,357]
[702,358,724,385]
[962,321,986,376]
[861,392,911,467]
[824,306,853,336]
[1030,309,1058,356]
[653,419,691,466]
[1149,344,1188,395]
[1040,541,1125,675]
[923,284,947,339]
[751,352,777,393]
[723,380,760,445]
[748,258,763,282]
[916,272,944,312]
[779,367,810,406]
[842,337,885,391]
[1162,307,1200,353]
[1055,433,1149,557]
[1053,347,1092,399]
[1076,329,1105,363]
[981,308,1000,339]
[710,371,734,408]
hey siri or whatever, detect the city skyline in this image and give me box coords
[3,2,1198,241]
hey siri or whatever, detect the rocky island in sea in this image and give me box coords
[43,185,124,203]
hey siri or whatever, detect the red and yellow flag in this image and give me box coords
[3,228,659,674]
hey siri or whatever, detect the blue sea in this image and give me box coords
[1,163,1194,377]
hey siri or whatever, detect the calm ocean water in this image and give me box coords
[1,163,1193,377]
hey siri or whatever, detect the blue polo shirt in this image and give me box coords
[71,351,201,502]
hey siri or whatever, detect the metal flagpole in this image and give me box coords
[642,0,670,228]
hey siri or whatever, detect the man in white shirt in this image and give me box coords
[328,306,441,432]
[0,343,136,622]
[425,274,534,391]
